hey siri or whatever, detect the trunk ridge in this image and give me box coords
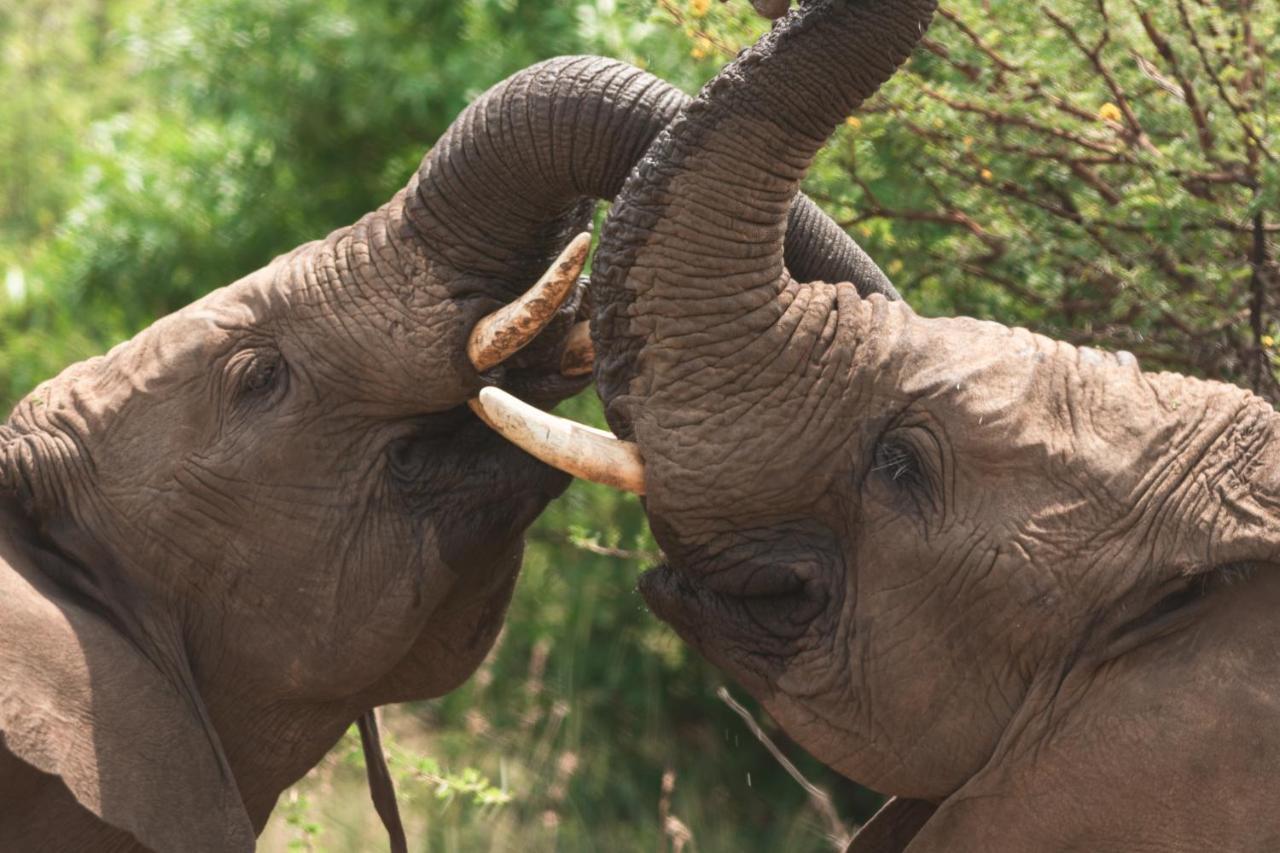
[590,0,936,435]
[404,53,893,306]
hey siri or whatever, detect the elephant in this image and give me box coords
[0,50,899,850]
[476,1,1280,850]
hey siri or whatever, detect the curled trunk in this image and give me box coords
[405,54,894,306]
[590,0,936,436]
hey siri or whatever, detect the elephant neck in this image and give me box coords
[198,688,358,830]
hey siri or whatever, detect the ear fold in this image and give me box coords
[845,797,937,853]
[0,511,254,852]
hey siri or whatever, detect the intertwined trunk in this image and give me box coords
[590,0,937,437]
[405,54,893,301]
[405,56,688,291]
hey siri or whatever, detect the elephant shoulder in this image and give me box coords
[0,505,254,853]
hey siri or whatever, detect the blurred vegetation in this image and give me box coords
[1,0,1276,850]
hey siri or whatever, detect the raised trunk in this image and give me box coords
[590,0,935,434]
[404,53,894,304]
[405,56,684,291]
[785,192,893,291]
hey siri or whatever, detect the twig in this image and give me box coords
[1041,6,1160,157]
[716,687,851,850]
[936,7,1019,74]
[656,0,738,59]
[553,531,660,562]
[1133,8,1216,157]
[920,36,982,82]
[1175,0,1273,161]
[921,85,1129,156]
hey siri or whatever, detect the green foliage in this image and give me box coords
[3,1,1276,850]
[679,0,1279,399]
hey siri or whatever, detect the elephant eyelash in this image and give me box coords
[228,348,288,406]
[872,439,923,488]
[869,430,941,520]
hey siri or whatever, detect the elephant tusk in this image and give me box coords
[472,386,645,495]
[559,321,594,377]
[467,232,591,373]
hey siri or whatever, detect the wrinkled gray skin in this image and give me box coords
[591,1,1280,850]
[0,56,888,851]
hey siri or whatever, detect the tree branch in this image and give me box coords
[717,687,850,851]
[1134,8,1216,158]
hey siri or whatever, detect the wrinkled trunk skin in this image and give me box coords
[406,54,894,312]
[590,0,936,438]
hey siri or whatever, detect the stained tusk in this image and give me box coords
[473,386,645,495]
[559,321,595,377]
[467,232,591,373]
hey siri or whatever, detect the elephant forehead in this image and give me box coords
[17,281,268,427]
[891,313,1245,485]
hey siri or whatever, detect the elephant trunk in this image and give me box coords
[404,56,687,292]
[406,54,894,306]
[590,0,935,437]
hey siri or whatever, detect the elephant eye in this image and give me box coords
[244,359,276,391]
[230,348,287,405]
[873,438,923,490]
[870,429,939,517]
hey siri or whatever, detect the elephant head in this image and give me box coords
[0,54,896,851]
[479,4,1280,848]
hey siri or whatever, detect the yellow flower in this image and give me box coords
[980,168,994,182]
[690,45,707,59]
[1263,335,1276,348]
[845,116,862,130]
[962,135,974,149]
[690,36,711,60]
[887,259,904,275]
[690,0,710,16]
[1098,102,1123,123]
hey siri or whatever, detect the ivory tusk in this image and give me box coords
[467,232,591,373]
[473,386,645,495]
[559,321,595,377]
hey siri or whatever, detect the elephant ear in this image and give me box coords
[845,797,937,853]
[0,504,254,852]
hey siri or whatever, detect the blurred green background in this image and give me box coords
[2,0,1275,850]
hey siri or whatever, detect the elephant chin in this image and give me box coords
[638,564,767,691]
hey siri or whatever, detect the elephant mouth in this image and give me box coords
[393,366,586,522]
[465,364,592,500]
[639,560,835,694]
[486,365,592,413]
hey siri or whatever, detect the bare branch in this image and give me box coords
[716,687,851,851]
[936,6,1020,73]
[1133,8,1216,157]
[1175,0,1274,162]
[1041,6,1160,156]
